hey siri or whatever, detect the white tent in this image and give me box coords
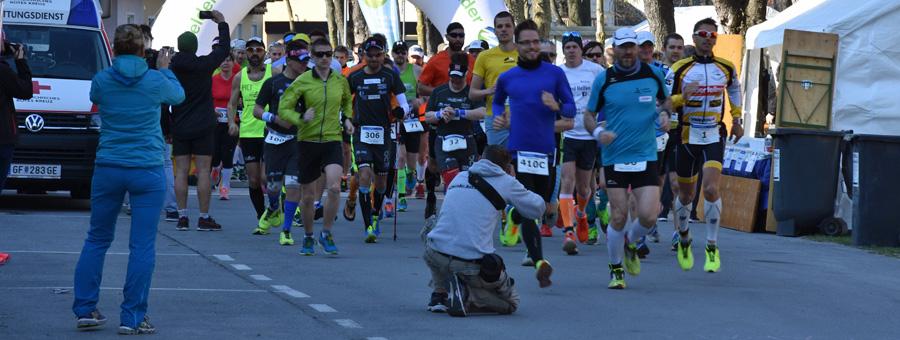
[742,0,900,135]
[632,6,778,44]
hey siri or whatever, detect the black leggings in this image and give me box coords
[212,124,237,168]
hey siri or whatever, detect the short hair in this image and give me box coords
[514,20,539,43]
[664,33,684,48]
[139,24,153,40]
[334,45,350,55]
[446,22,464,33]
[494,11,514,26]
[482,145,511,170]
[582,41,602,54]
[113,24,144,56]
[693,18,718,33]
[311,38,332,50]
[308,30,327,40]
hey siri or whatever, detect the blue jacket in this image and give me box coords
[90,55,185,168]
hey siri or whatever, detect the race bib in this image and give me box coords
[614,161,647,172]
[390,123,398,140]
[517,151,549,176]
[215,107,228,123]
[441,134,467,152]
[403,119,424,133]
[656,133,669,152]
[689,124,720,145]
[264,130,294,145]
[361,126,384,145]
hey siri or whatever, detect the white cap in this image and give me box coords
[231,39,246,50]
[246,36,264,47]
[467,40,486,51]
[637,31,655,46]
[410,45,424,57]
[612,27,638,47]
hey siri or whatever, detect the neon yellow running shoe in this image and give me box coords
[608,264,626,289]
[279,231,294,246]
[365,225,377,243]
[264,207,283,229]
[677,238,694,271]
[623,243,641,276]
[500,207,521,247]
[704,244,721,273]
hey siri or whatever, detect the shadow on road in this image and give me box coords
[0,191,90,212]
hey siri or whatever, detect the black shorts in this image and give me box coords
[264,140,299,181]
[603,161,660,189]
[297,141,344,184]
[428,129,438,160]
[240,138,265,163]
[433,134,478,172]
[658,130,680,175]
[353,129,395,175]
[675,141,725,182]
[173,132,214,157]
[400,131,423,154]
[212,124,238,168]
[562,137,598,171]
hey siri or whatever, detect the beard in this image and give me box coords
[449,41,464,52]
[248,55,263,67]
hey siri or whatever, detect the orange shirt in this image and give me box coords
[418,50,475,88]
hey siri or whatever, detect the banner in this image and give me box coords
[357,0,401,48]
[151,0,260,55]
[409,0,508,47]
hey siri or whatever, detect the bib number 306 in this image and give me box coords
[517,151,549,176]
[361,126,384,145]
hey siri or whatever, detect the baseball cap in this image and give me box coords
[363,38,384,52]
[246,36,265,47]
[612,28,638,47]
[392,41,408,53]
[231,39,246,50]
[448,61,466,78]
[409,45,424,57]
[285,42,309,62]
[637,31,655,46]
[292,33,310,44]
[467,40,486,51]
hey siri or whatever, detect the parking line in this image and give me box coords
[250,274,272,281]
[334,319,362,329]
[213,254,235,261]
[1,250,199,256]
[271,285,310,298]
[0,286,267,293]
[231,264,251,271]
[309,304,337,313]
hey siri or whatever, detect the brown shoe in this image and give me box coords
[535,259,553,288]
[197,216,222,231]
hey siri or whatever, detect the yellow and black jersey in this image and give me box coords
[666,55,742,145]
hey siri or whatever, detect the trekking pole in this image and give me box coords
[393,121,400,241]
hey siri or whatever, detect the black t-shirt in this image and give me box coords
[347,65,406,127]
[256,73,300,135]
[426,84,483,137]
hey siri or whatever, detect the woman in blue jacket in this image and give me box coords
[72,24,185,335]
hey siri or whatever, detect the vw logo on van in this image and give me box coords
[25,114,45,132]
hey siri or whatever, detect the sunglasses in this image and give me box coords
[447,32,465,39]
[585,53,604,59]
[694,30,718,39]
[562,31,582,39]
[313,51,333,58]
[246,47,265,53]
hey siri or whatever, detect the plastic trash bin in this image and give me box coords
[771,128,846,236]
[851,134,900,247]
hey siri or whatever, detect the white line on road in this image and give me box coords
[367,337,389,340]
[231,264,251,271]
[309,304,337,313]
[250,274,271,281]
[271,285,310,298]
[212,254,235,261]
[0,286,267,293]
[334,319,362,329]
[1,250,199,256]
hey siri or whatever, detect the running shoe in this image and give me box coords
[657,216,668,222]
[647,224,660,243]
[176,216,189,231]
[292,207,303,229]
[117,316,155,335]
[319,231,339,255]
[300,236,316,255]
[587,225,599,245]
[164,211,178,222]
[499,207,520,247]
[562,230,578,255]
[540,223,553,237]
[704,244,720,273]
[373,213,382,236]
[343,198,356,221]
[608,264,626,289]
[197,216,222,231]
[427,292,449,313]
[575,210,590,243]
[218,186,230,200]
[447,274,468,317]
[280,231,294,246]
[415,183,425,199]
[210,168,220,187]
[521,254,534,267]
[671,231,679,251]
[383,199,395,218]
[398,197,408,212]
[365,225,378,243]
[314,203,324,221]
[535,259,553,288]
[636,237,650,258]
[677,238,694,271]
[623,243,641,276]
[76,310,107,330]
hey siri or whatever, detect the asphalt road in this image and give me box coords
[1,189,899,339]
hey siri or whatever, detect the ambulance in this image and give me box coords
[2,0,111,198]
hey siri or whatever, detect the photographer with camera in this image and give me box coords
[0,31,33,190]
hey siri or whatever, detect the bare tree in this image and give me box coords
[533,0,552,36]
[351,0,368,45]
[326,0,337,46]
[551,0,567,25]
[596,0,607,41]
[505,0,527,24]
[416,8,427,48]
[643,0,676,47]
[713,0,766,35]
[285,0,297,33]
[568,0,591,26]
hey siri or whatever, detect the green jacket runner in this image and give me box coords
[279,68,353,142]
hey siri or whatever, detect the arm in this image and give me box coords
[501,175,546,220]
[468,75,493,101]
[555,117,574,133]
[199,22,231,71]
[277,80,304,127]
[461,107,486,121]
[490,76,507,120]
[417,63,435,96]
[158,69,186,105]
[227,75,242,135]
[0,59,34,100]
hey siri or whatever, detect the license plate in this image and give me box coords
[9,164,62,179]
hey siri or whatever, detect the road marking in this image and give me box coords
[231,264,251,271]
[309,304,337,313]
[0,250,199,256]
[250,274,271,281]
[0,286,266,293]
[213,254,235,261]
[271,285,310,298]
[334,319,362,329]
[367,337,389,340]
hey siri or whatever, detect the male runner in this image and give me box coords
[470,12,517,147]
[390,41,423,214]
[660,33,685,247]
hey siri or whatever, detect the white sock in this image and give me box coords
[674,199,692,234]
[178,209,187,218]
[705,199,722,244]
[200,213,209,219]
[221,168,233,188]
[416,162,425,182]
[627,218,650,244]
[606,226,626,265]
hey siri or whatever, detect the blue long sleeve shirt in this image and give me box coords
[492,62,575,155]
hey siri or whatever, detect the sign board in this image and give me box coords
[776,29,838,130]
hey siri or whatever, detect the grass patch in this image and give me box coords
[805,235,900,258]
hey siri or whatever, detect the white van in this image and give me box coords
[2,0,112,198]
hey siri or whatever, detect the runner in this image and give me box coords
[556,32,603,255]
[347,37,411,243]
[470,12,517,147]
[584,27,671,289]
[668,18,744,273]
[211,54,238,201]
[491,20,576,288]
[660,33,685,249]
[227,36,273,229]
[279,38,354,255]
[390,41,423,214]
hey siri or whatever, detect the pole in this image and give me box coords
[393,121,399,241]
[343,0,349,46]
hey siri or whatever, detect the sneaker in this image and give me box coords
[383,199,395,218]
[319,231,338,254]
[587,225,599,245]
[292,207,303,229]
[197,216,222,231]
[372,214,381,236]
[424,196,436,219]
[704,244,721,273]
[397,197,408,212]
[415,183,425,199]
[499,207,520,247]
[117,316,155,335]
[76,310,107,330]
[623,243,641,276]
[211,167,220,187]
[365,225,378,243]
[427,292,449,313]
[647,225,660,243]
[252,226,270,235]
[280,231,294,246]
[608,264,626,289]
[343,199,356,221]
[447,274,468,317]
[535,259,553,288]
[263,207,284,229]
[164,211,178,222]
[300,236,316,255]
[176,216,189,231]
[636,240,650,259]
[219,186,230,200]
[521,254,534,267]
[562,231,578,255]
[677,237,694,271]
[657,216,668,222]
[540,224,553,237]
[575,210,589,243]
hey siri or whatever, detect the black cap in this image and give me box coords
[285,42,309,62]
[448,61,467,78]
[363,38,384,52]
[392,41,407,53]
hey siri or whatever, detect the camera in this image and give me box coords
[198,11,214,20]
[2,42,21,57]
[144,48,159,70]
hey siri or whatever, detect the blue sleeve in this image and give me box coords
[586,70,606,113]
[653,67,670,98]
[491,74,507,117]
[158,69,186,106]
[89,74,101,105]
[556,68,576,118]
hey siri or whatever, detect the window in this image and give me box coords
[4,25,109,80]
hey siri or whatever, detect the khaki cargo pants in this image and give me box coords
[423,245,519,314]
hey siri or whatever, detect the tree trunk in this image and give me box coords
[554,0,568,25]
[596,0,607,42]
[567,0,591,26]
[744,0,767,29]
[351,0,368,45]
[426,19,443,55]
[533,0,551,37]
[643,0,675,48]
[325,0,337,46]
[416,8,427,48]
[505,0,527,25]
[285,0,297,33]
[331,0,346,46]
[713,0,766,36]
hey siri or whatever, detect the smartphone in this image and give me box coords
[198,11,214,20]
